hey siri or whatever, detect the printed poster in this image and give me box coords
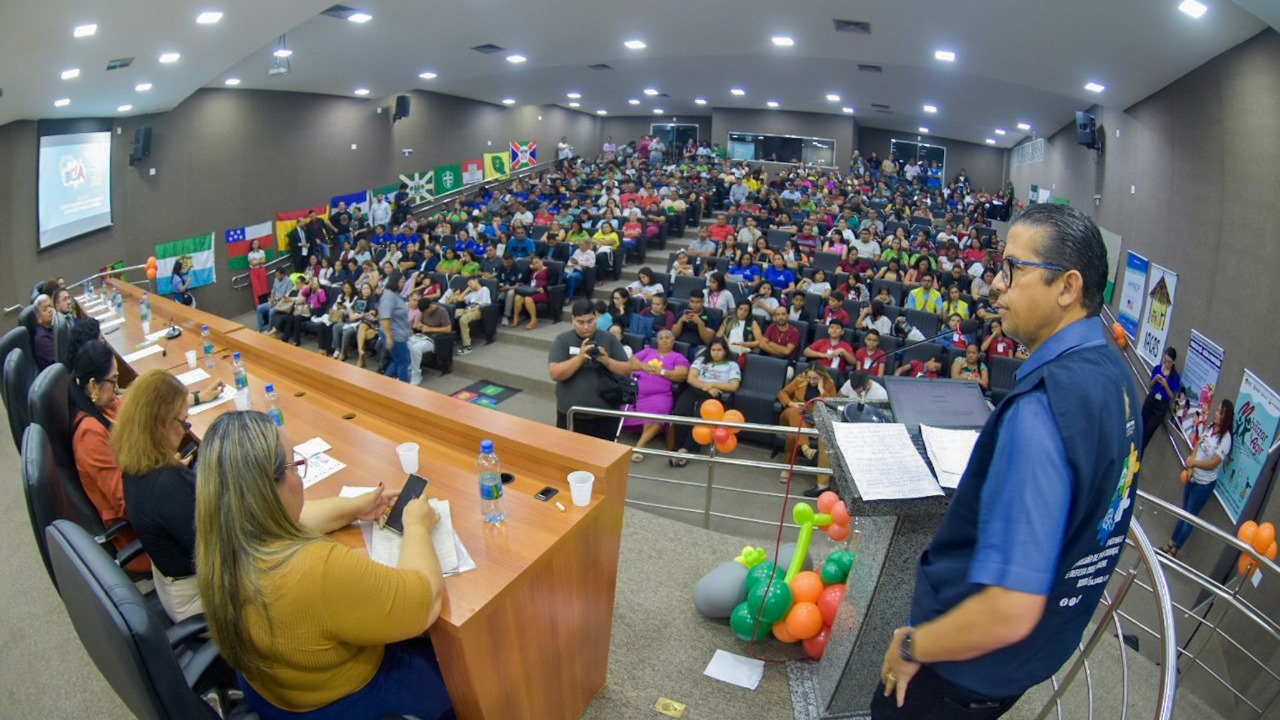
[1116,251,1148,339]
[1216,370,1280,523]
[1137,263,1177,367]
[1176,331,1224,447]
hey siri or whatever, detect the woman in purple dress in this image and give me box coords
[623,329,689,462]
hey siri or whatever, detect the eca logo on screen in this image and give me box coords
[37,128,114,250]
[59,155,89,188]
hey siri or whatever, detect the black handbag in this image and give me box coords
[597,364,638,407]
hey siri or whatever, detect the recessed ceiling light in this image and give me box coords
[596,109,608,115]
[994,128,1007,135]
[135,82,153,92]
[766,100,779,108]
[918,127,929,133]
[771,36,794,46]
[730,88,745,96]
[624,39,647,50]
[842,106,855,114]
[117,104,132,112]
[73,23,97,38]
[354,88,370,96]
[502,97,516,104]
[61,68,80,80]
[922,104,937,113]
[826,93,841,102]
[1178,0,1207,19]
[653,108,664,114]
[273,48,293,58]
[224,77,240,86]
[628,98,641,105]
[347,12,373,23]
[1017,122,1032,131]
[934,50,956,62]
[643,88,659,95]
[568,102,580,108]
[566,92,581,99]
[158,52,181,63]
[195,11,223,24]
[1084,82,1105,93]
[54,98,71,108]
[694,98,707,105]
[418,71,437,79]
[985,138,996,144]
[506,54,527,64]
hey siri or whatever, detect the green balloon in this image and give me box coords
[730,601,766,642]
[820,559,848,585]
[744,561,777,593]
[829,550,856,574]
[747,577,794,624]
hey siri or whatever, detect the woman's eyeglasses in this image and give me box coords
[284,456,308,479]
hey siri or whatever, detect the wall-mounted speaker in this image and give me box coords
[1075,111,1099,150]
[128,125,152,166]
[393,94,411,122]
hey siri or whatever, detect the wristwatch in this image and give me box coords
[898,628,919,663]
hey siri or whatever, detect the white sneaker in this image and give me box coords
[501,317,510,326]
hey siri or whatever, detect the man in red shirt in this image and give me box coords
[761,306,801,360]
[821,292,850,325]
[804,319,856,371]
[854,328,888,377]
[895,353,946,379]
[708,214,736,243]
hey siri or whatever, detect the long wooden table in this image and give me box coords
[107,280,630,720]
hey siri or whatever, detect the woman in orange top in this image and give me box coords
[776,365,839,482]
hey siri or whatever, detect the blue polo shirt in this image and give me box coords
[762,265,796,290]
[506,236,535,259]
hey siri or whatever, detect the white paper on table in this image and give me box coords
[298,452,345,488]
[99,317,125,329]
[81,300,107,312]
[145,328,172,341]
[339,485,378,498]
[189,385,237,415]
[704,650,765,690]
[427,499,459,572]
[830,422,943,501]
[122,344,165,363]
[89,311,114,321]
[294,437,333,458]
[920,425,981,490]
[364,505,474,577]
[174,368,211,386]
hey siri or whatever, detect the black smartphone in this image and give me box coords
[534,486,559,502]
[384,474,429,534]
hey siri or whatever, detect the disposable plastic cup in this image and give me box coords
[397,442,420,474]
[184,350,197,368]
[568,471,595,507]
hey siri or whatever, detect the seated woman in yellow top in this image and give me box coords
[195,411,451,720]
[592,220,621,250]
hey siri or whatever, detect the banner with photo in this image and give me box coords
[1216,370,1280,523]
[1116,251,1148,339]
[1137,263,1177,367]
[1176,331,1225,446]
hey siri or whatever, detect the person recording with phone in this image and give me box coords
[548,299,632,440]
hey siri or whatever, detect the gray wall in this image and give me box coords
[598,115,713,151]
[710,108,858,173]
[858,126,1009,191]
[0,88,600,318]
[1009,29,1280,716]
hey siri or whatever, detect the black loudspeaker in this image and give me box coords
[129,126,151,166]
[393,95,411,121]
[1075,111,1098,149]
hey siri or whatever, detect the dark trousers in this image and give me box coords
[870,665,1021,720]
[556,410,621,441]
[1171,479,1217,549]
[1140,394,1170,453]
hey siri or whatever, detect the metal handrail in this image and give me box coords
[1137,490,1280,578]
[68,263,147,293]
[3,304,21,314]
[230,254,294,290]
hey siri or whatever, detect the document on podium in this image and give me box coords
[831,422,943,501]
[920,425,980,490]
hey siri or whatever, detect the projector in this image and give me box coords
[268,65,289,77]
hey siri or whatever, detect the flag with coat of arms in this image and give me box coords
[510,140,537,169]
[399,170,435,204]
[155,233,217,292]
[435,163,463,194]
[462,159,484,185]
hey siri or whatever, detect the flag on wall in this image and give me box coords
[510,140,537,170]
[330,189,370,215]
[483,152,509,179]
[371,182,400,202]
[436,163,463,194]
[155,233,216,292]
[462,159,484,185]
[225,222,275,271]
[399,170,435,204]
[275,206,327,252]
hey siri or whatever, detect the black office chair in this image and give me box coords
[989,355,1024,404]
[28,362,77,474]
[736,354,790,443]
[4,343,36,451]
[18,303,37,336]
[21,424,60,587]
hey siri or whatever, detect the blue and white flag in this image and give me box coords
[331,189,370,216]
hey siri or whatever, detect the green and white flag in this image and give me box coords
[156,232,216,292]
[399,170,435,204]
[435,163,462,194]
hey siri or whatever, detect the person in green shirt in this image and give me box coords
[460,250,482,277]
[436,247,462,274]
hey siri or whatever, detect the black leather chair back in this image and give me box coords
[4,346,36,451]
[46,519,221,720]
[0,324,32,372]
[18,304,37,335]
[28,363,104,537]
[21,424,60,588]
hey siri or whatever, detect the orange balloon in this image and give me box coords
[827,523,851,541]
[147,256,158,269]
[830,501,851,526]
[1180,470,1188,485]
[785,602,824,640]
[692,425,713,445]
[1266,541,1278,561]
[789,571,825,604]
[699,399,725,421]
[146,267,157,281]
[1238,520,1259,545]
[722,409,745,432]
[1112,322,1124,339]
[771,620,799,644]
[715,434,738,454]
[1252,522,1276,554]
[1238,552,1257,577]
[1117,335,1129,350]
[816,491,839,513]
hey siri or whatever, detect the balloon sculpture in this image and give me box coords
[1112,322,1128,350]
[1236,521,1278,577]
[145,255,158,282]
[696,491,856,659]
[692,400,745,455]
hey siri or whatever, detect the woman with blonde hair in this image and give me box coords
[196,411,450,719]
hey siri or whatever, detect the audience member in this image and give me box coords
[548,300,633,439]
[671,338,741,465]
[777,365,838,481]
[760,306,801,361]
[623,330,690,462]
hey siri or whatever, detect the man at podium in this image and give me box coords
[873,205,1141,719]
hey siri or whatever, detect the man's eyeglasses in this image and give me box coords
[1001,257,1067,287]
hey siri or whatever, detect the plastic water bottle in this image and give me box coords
[201,324,215,369]
[113,289,123,317]
[264,383,284,426]
[478,439,505,524]
[232,351,251,410]
[139,291,151,335]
